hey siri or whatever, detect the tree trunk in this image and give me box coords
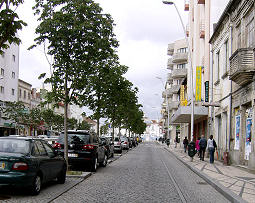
[64,76,69,169]
[97,118,100,137]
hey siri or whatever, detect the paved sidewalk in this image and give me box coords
[160,142,255,203]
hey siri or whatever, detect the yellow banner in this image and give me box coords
[180,85,185,102]
[195,66,202,101]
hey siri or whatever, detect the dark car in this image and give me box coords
[0,136,66,195]
[101,136,114,158]
[54,130,107,172]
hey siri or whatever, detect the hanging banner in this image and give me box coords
[180,85,185,102]
[234,115,240,150]
[245,118,252,160]
[195,66,202,101]
[205,81,209,102]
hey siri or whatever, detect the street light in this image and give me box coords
[163,0,194,141]
[156,77,170,140]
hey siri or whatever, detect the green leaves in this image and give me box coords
[0,1,27,54]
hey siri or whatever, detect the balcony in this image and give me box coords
[167,58,174,70]
[167,43,174,56]
[167,85,180,95]
[168,101,179,111]
[167,73,173,83]
[184,0,189,11]
[200,21,205,38]
[172,52,188,63]
[229,48,255,86]
[197,0,205,4]
[172,68,187,79]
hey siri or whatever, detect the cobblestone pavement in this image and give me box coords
[164,142,254,203]
[52,142,229,203]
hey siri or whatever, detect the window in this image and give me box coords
[11,89,14,96]
[28,92,30,100]
[19,89,21,98]
[42,141,55,157]
[176,80,181,85]
[216,51,220,80]
[24,90,26,99]
[12,55,15,62]
[177,47,188,53]
[34,141,47,156]
[177,64,186,69]
[0,68,4,76]
[0,86,4,94]
[12,72,15,79]
[224,40,229,73]
[246,11,254,47]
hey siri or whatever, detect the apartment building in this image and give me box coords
[210,0,255,168]
[0,44,19,136]
[168,0,210,143]
[164,39,188,141]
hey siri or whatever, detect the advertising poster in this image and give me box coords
[234,115,240,150]
[245,118,252,160]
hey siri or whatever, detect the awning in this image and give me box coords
[171,106,208,124]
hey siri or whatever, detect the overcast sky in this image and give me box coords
[17,0,229,120]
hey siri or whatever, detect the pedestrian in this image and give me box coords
[175,134,178,148]
[207,135,217,163]
[199,135,207,161]
[195,137,200,158]
[183,137,189,153]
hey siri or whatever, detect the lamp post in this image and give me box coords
[156,77,170,140]
[162,0,194,141]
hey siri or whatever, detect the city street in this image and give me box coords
[0,142,231,203]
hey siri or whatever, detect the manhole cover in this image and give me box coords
[197,181,208,185]
[0,196,11,200]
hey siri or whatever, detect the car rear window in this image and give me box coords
[114,137,120,142]
[58,133,90,144]
[0,139,30,154]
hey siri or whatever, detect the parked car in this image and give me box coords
[54,130,107,172]
[130,137,136,147]
[113,137,122,153]
[0,136,67,195]
[127,137,133,148]
[120,137,129,150]
[101,136,114,158]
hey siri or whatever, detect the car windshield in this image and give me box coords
[58,133,90,145]
[0,139,30,154]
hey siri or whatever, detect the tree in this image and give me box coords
[31,0,119,166]
[0,0,27,54]
[100,122,110,135]
[77,120,91,131]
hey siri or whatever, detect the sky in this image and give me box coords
[16,0,229,120]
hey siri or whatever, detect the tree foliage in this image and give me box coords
[0,0,27,54]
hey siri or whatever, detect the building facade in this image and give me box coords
[164,39,188,141]
[0,44,19,136]
[210,0,255,168]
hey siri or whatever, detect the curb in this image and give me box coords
[66,172,92,179]
[164,147,247,203]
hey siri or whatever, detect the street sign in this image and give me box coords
[205,81,209,102]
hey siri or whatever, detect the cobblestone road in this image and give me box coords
[51,142,230,203]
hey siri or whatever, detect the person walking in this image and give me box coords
[199,135,207,161]
[183,137,189,153]
[195,137,200,158]
[207,135,217,163]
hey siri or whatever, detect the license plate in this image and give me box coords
[0,162,5,170]
[68,153,78,157]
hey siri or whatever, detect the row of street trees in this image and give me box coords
[1,0,146,164]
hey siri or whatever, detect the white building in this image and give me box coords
[0,44,19,136]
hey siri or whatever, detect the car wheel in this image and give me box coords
[91,158,97,172]
[100,155,108,167]
[31,175,41,195]
[57,166,66,184]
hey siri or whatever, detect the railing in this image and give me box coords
[172,52,188,63]
[167,58,174,70]
[172,68,187,79]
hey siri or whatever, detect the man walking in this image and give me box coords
[207,135,217,163]
[183,137,189,153]
[199,135,207,161]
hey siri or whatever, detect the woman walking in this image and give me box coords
[195,137,200,158]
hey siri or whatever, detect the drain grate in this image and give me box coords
[197,181,208,185]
